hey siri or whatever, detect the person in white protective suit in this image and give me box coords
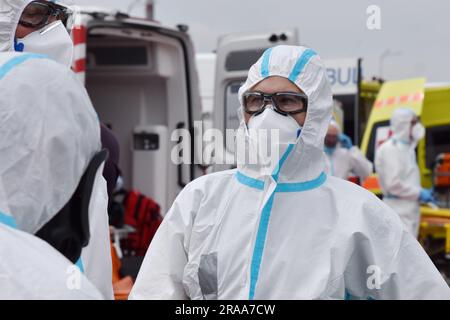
[375,108,434,238]
[0,52,113,299]
[130,46,450,300]
[324,119,373,181]
[1,1,116,299]
[0,0,75,67]
[1,0,123,209]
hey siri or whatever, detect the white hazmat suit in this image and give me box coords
[0,223,103,299]
[0,162,100,300]
[325,120,373,181]
[375,108,424,237]
[130,46,449,300]
[0,52,113,299]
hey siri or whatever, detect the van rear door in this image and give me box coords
[77,13,203,214]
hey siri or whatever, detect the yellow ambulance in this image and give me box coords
[360,78,450,272]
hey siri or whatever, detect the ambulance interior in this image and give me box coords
[84,27,191,216]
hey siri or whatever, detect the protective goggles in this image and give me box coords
[243,91,308,116]
[19,1,72,29]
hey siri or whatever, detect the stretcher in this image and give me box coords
[419,206,450,259]
[420,153,450,261]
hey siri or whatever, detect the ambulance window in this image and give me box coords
[425,125,450,169]
[225,49,266,71]
[87,46,148,66]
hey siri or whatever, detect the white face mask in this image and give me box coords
[16,21,74,68]
[247,107,302,145]
[411,122,425,142]
[244,107,301,172]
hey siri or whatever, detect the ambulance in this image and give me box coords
[360,78,450,279]
[71,7,204,215]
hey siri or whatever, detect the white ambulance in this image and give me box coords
[71,8,203,214]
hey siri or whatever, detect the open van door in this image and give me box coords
[211,29,299,172]
[72,9,203,215]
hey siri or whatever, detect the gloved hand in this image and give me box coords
[339,133,353,149]
[419,188,435,203]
